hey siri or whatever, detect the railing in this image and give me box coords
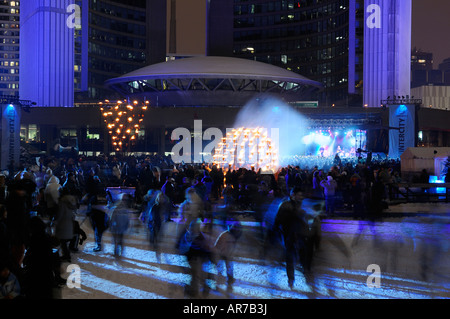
[395,183,450,203]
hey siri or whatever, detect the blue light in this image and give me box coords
[7,104,14,109]
[395,104,408,116]
[429,176,446,194]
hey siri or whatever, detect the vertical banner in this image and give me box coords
[389,104,415,159]
[1,104,21,171]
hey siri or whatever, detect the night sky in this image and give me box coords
[173,0,450,66]
[412,0,450,66]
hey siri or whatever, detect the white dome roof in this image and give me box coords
[106,56,322,87]
[104,56,323,107]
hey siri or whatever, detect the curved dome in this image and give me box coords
[107,56,321,85]
[105,56,323,107]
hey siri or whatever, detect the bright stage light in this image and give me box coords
[301,129,366,157]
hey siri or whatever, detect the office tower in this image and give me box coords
[363,0,412,108]
[20,0,75,107]
[75,0,166,103]
[210,0,411,108]
[0,0,20,98]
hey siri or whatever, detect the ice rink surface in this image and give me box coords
[59,203,450,300]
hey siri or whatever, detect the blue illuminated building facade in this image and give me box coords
[16,0,167,155]
[0,0,20,98]
[17,0,166,105]
[19,0,75,108]
[362,0,412,108]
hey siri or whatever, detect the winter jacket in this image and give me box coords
[320,177,338,197]
[89,207,110,233]
[55,195,77,240]
[274,199,309,245]
[110,204,129,235]
[179,192,203,225]
[44,176,61,209]
[0,271,21,299]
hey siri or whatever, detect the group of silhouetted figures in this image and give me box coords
[0,151,411,299]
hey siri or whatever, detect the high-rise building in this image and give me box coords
[439,57,450,86]
[20,0,75,107]
[363,0,412,108]
[74,0,166,103]
[227,0,357,106]
[411,49,433,71]
[411,50,450,88]
[209,0,412,108]
[167,0,207,58]
[439,58,450,72]
[0,0,20,98]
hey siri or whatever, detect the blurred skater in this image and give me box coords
[54,186,79,263]
[211,219,242,293]
[87,205,110,252]
[274,186,311,289]
[110,194,131,258]
[147,192,170,261]
[178,218,212,298]
[320,175,337,216]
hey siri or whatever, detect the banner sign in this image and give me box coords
[1,104,21,170]
[389,104,415,159]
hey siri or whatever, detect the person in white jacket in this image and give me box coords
[44,175,61,219]
[320,175,338,216]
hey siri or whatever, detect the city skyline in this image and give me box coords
[2,0,449,166]
[412,0,450,67]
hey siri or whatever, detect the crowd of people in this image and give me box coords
[0,150,413,298]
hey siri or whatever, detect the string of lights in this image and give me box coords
[99,99,149,153]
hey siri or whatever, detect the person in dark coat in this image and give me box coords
[88,205,110,252]
[139,164,154,196]
[274,186,310,289]
[84,169,102,209]
[22,217,65,299]
[161,176,177,216]
[0,174,8,204]
[368,174,385,220]
[5,182,30,277]
[0,205,12,268]
[147,192,171,262]
[182,218,212,298]
[62,172,82,200]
